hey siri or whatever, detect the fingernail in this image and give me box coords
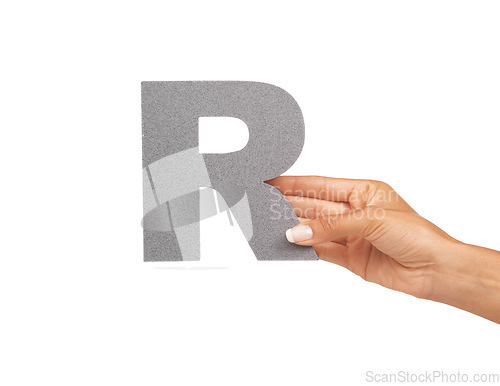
[286,225,313,243]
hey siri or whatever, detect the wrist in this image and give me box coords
[427,239,500,323]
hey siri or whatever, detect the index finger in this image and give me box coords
[266,175,360,202]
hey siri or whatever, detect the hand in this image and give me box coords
[267,176,500,323]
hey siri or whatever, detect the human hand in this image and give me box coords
[267,176,500,323]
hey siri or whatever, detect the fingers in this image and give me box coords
[285,195,350,219]
[268,175,415,213]
[286,208,384,246]
[313,242,349,269]
[267,175,357,202]
[297,217,347,245]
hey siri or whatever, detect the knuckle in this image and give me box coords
[374,180,392,191]
[350,181,378,207]
[360,181,377,192]
[318,212,337,234]
[363,208,387,238]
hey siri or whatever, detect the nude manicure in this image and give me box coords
[286,225,313,243]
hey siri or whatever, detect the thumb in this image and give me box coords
[286,207,386,245]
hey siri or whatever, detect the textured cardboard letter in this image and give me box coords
[142,81,318,261]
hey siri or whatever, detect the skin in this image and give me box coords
[267,176,500,324]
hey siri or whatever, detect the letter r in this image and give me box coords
[142,81,317,261]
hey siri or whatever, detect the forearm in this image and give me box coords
[428,240,500,323]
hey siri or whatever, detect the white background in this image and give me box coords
[1,1,499,385]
